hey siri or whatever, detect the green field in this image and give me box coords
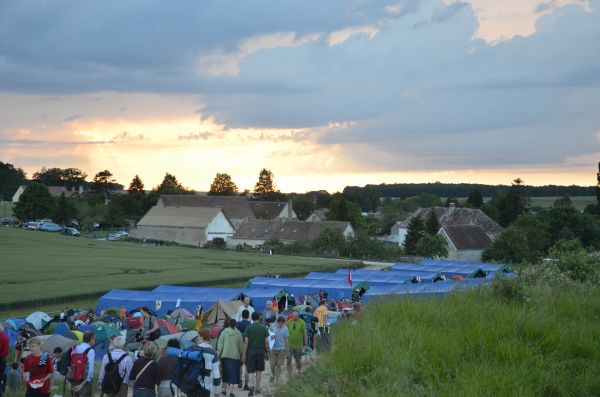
[277,281,600,397]
[529,196,596,210]
[0,201,13,218]
[0,227,353,311]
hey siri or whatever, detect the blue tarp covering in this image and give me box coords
[247,277,360,299]
[362,278,490,302]
[419,259,513,273]
[389,263,487,278]
[97,289,239,316]
[331,269,442,282]
[304,271,414,284]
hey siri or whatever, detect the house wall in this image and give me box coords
[305,213,321,222]
[227,238,267,249]
[446,246,484,262]
[11,186,24,204]
[206,212,235,241]
[131,226,207,246]
[397,228,408,246]
[343,224,356,238]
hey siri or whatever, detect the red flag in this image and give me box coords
[348,269,353,287]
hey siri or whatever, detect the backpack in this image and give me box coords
[100,353,128,394]
[171,346,212,397]
[56,348,72,376]
[67,347,92,383]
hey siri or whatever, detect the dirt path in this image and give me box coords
[362,260,395,270]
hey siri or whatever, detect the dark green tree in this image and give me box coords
[312,228,347,256]
[153,173,192,195]
[32,167,87,189]
[13,183,54,221]
[291,195,314,220]
[403,216,426,255]
[415,235,448,258]
[209,173,239,196]
[327,198,365,230]
[425,210,440,235]
[52,192,77,225]
[346,230,385,259]
[553,195,572,207]
[253,168,277,196]
[0,161,26,201]
[497,178,528,226]
[482,228,529,264]
[128,175,145,194]
[467,189,484,208]
[92,170,117,192]
[597,161,600,204]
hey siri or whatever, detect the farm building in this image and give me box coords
[388,204,503,246]
[306,209,328,222]
[157,195,255,229]
[130,206,235,247]
[438,225,493,262]
[249,200,297,220]
[227,219,354,248]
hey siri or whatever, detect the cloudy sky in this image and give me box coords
[0,0,599,192]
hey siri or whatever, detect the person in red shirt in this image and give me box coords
[0,324,9,397]
[22,338,54,397]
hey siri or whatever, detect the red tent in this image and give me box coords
[156,319,178,335]
[451,275,465,281]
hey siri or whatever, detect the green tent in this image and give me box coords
[94,325,121,342]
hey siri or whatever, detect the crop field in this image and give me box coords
[529,196,596,210]
[0,227,352,310]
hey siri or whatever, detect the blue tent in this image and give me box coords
[389,263,488,278]
[419,259,513,273]
[247,277,363,299]
[53,323,76,340]
[304,271,415,284]
[4,318,27,330]
[97,289,238,316]
[362,278,490,303]
[329,269,442,283]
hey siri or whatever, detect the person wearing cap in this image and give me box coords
[99,336,134,397]
[268,316,289,385]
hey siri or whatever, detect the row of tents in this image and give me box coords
[95,259,513,316]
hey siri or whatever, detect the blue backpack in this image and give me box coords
[171,346,212,397]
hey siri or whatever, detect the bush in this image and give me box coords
[491,276,528,303]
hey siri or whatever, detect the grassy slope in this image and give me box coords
[0,227,351,308]
[277,285,600,397]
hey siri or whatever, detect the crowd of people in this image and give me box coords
[0,297,337,397]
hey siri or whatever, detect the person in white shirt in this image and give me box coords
[235,298,254,322]
[98,336,133,397]
[196,329,222,397]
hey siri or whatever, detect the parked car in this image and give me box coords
[61,227,80,236]
[39,222,61,232]
[26,221,40,230]
[114,231,129,238]
[1,217,13,225]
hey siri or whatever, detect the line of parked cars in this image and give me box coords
[24,219,81,235]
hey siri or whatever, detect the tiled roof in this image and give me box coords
[158,195,255,221]
[249,201,289,219]
[441,225,492,250]
[399,207,503,235]
[231,219,351,242]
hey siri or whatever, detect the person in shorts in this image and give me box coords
[242,312,269,397]
[286,310,307,378]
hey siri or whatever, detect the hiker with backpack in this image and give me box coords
[0,324,9,397]
[22,338,54,397]
[98,336,133,397]
[243,312,270,397]
[140,307,161,341]
[129,342,161,397]
[217,319,244,397]
[69,331,96,397]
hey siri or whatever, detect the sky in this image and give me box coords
[0,0,599,193]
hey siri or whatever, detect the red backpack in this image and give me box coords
[67,347,92,383]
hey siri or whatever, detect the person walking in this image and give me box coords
[236,310,251,390]
[22,338,54,397]
[217,319,244,397]
[129,342,160,397]
[157,339,180,397]
[286,310,307,378]
[71,331,96,397]
[140,308,161,341]
[314,300,330,352]
[195,329,222,397]
[268,316,289,385]
[242,312,269,397]
[98,336,133,397]
[235,298,254,323]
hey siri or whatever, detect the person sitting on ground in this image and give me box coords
[243,312,270,397]
[98,336,133,397]
[217,319,244,397]
[235,298,254,323]
[22,337,54,397]
[157,339,180,397]
[129,342,160,397]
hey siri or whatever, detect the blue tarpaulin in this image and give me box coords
[389,263,488,278]
[247,277,362,299]
[419,259,513,273]
[332,269,443,283]
[304,271,414,284]
[362,278,490,302]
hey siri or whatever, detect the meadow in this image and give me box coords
[529,196,596,211]
[0,227,352,311]
[277,281,600,397]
